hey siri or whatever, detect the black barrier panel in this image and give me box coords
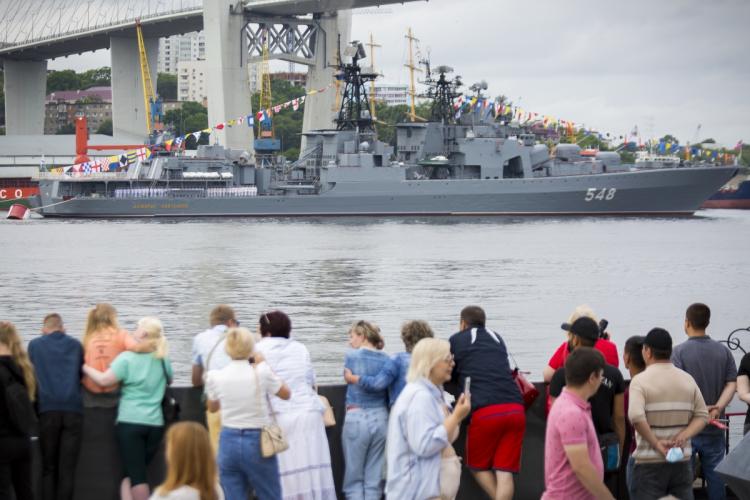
[35,383,629,500]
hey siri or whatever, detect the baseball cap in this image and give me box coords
[644,328,672,351]
[566,317,599,343]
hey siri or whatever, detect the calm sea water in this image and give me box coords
[1,210,749,391]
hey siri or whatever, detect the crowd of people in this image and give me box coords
[0,301,748,500]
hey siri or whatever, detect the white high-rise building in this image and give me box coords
[158,32,206,75]
[177,60,208,103]
[372,83,409,106]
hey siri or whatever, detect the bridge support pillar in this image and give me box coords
[3,60,47,135]
[204,0,253,152]
[301,10,352,151]
[110,35,158,140]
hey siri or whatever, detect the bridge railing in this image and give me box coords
[1,2,202,50]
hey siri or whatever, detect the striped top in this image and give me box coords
[628,362,708,463]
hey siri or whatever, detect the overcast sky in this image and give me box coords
[49,0,749,146]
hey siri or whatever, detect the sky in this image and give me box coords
[47,0,750,146]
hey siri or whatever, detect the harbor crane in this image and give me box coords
[135,19,163,135]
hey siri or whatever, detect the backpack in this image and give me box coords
[0,363,37,436]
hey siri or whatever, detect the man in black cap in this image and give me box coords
[628,328,709,500]
[549,317,626,473]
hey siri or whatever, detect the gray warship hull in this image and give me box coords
[38,165,738,217]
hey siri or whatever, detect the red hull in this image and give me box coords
[701,199,750,209]
[0,186,40,201]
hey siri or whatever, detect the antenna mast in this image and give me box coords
[366,33,381,120]
[404,28,422,122]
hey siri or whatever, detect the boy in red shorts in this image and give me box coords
[448,306,526,500]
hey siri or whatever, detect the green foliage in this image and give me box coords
[372,102,431,146]
[79,67,110,88]
[701,138,716,144]
[162,102,208,148]
[620,151,635,163]
[96,119,113,136]
[659,134,678,143]
[47,70,81,93]
[157,73,178,100]
[252,79,307,157]
[56,124,76,134]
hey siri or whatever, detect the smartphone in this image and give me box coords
[464,377,471,395]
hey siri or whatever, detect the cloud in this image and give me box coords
[45,0,749,144]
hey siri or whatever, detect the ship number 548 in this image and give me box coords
[585,188,616,201]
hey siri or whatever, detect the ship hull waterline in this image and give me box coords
[38,166,738,218]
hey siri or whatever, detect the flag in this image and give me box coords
[135,148,149,161]
[735,140,744,151]
[165,140,174,152]
[273,105,282,114]
[227,120,236,127]
[174,136,184,148]
[292,98,300,111]
[247,115,254,127]
[299,96,305,104]
[237,116,244,125]
[202,128,212,134]
[215,123,225,130]
[192,131,202,141]
[126,150,138,164]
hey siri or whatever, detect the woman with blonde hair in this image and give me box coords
[81,303,144,407]
[84,317,173,500]
[151,422,224,500]
[0,321,36,500]
[206,327,291,500]
[341,320,389,500]
[385,338,471,500]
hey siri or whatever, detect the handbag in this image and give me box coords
[318,394,336,427]
[252,364,289,457]
[161,359,180,426]
[508,350,540,410]
[439,448,461,500]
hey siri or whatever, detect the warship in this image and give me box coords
[37,43,737,218]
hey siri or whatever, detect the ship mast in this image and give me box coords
[404,28,422,122]
[423,65,462,124]
[335,41,378,134]
[366,33,381,121]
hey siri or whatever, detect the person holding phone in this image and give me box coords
[386,338,471,500]
[446,306,525,500]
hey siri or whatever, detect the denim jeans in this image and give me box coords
[626,455,635,498]
[631,461,694,500]
[342,407,388,500]
[218,428,281,500]
[692,433,727,500]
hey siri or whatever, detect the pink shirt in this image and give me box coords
[542,388,604,500]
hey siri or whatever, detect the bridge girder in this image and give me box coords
[243,16,320,66]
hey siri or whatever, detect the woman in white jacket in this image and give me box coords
[255,311,336,500]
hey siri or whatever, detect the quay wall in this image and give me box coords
[27,383,630,500]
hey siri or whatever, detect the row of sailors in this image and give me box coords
[112,187,259,198]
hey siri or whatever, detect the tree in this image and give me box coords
[80,67,110,88]
[157,73,178,100]
[47,70,80,93]
[163,101,208,139]
[56,124,76,134]
[96,119,113,136]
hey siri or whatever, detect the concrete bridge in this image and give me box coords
[0,0,424,149]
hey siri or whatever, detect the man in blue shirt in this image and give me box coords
[344,320,434,406]
[671,303,737,500]
[28,313,84,500]
[447,305,525,500]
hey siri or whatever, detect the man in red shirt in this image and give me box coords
[543,305,619,384]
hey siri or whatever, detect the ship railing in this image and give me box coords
[38,172,131,180]
[110,187,258,199]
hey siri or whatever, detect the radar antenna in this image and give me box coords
[421,65,462,124]
[335,41,378,133]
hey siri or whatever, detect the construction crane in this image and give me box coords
[135,19,163,135]
[254,29,281,167]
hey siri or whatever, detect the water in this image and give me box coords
[1,210,749,391]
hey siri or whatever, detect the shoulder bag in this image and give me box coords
[161,359,181,426]
[508,351,540,410]
[439,403,461,500]
[318,394,336,427]
[252,363,289,457]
